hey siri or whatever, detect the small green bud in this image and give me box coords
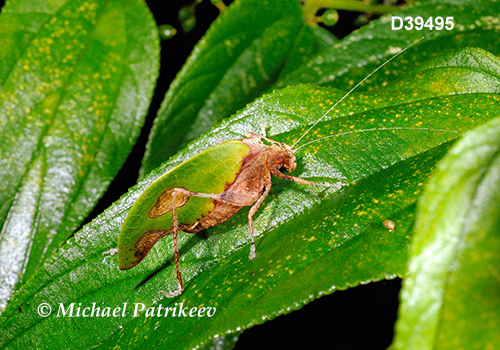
[321,9,339,26]
[182,16,196,32]
[158,24,177,40]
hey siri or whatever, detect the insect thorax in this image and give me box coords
[242,135,296,174]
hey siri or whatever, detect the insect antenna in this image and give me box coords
[293,127,459,152]
[291,29,439,152]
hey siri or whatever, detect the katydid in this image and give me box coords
[107,31,438,298]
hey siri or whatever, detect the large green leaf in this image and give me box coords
[0,0,159,310]
[274,0,500,91]
[140,0,331,176]
[141,0,500,181]
[393,117,500,349]
[0,47,499,349]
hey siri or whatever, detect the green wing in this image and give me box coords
[118,140,250,269]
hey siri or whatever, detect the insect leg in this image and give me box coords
[159,189,184,298]
[270,168,336,188]
[174,188,249,206]
[247,174,272,259]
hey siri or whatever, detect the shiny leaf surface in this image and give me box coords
[394,117,500,350]
[1,47,499,349]
[0,0,159,309]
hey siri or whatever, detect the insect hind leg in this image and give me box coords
[157,187,238,298]
[159,189,185,298]
[158,187,260,297]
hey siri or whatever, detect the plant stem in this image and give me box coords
[303,0,402,23]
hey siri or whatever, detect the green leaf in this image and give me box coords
[141,0,500,180]
[140,0,308,176]
[271,24,337,89]
[274,0,500,92]
[0,0,159,310]
[1,47,499,349]
[393,116,500,349]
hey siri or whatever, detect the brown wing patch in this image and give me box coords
[149,188,190,218]
[128,229,171,267]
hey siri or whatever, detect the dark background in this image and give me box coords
[0,0,402,348]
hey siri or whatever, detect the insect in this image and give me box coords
[106,31,437,298]
[113,132,334,297]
